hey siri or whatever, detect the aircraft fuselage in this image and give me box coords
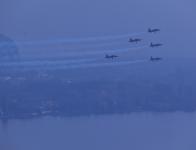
[150,43,163,48]
[148,28,160,33]
[150,57,162,62]
[129,38,142,43]
[105,55,118,59]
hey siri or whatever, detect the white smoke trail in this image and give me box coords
[0,58,100,67]
[60,59,148,70]
[0,32,146,46]
[19,45,148,60]
[0,59,148,71]
[64,45,149,56]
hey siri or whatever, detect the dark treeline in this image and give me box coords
[0,68,196,120]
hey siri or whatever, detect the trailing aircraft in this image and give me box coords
[150,42,163,48]
[129,38,142,43]
[148,28,160,33]
[105,54,118,59]
[150,56,162,62]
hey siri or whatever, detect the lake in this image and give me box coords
[1,113,196,150]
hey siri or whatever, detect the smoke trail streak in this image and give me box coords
[58,59,148,70]
[0,58,100,67]
[11,45,148,61]
[63,45,149,56]
[17,45,148,61]
[42,40,131,49]
[0,32,146,46]
[0,59,148,71]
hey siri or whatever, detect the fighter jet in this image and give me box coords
[105,54,118,59]
[150,42,163,48]
[148,28,160,33]
[129,38,142,43]
[150,56,162,62]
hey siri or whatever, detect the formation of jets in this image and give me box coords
[105,28,163,62]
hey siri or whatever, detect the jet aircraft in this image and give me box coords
[148,28,160,33]
[150,42,163,48]
[105,54,118,59]
[150,56,162,62]
[129,38,142,43]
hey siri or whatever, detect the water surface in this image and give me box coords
[1,113,196,150]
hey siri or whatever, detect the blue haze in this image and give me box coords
[0,0,196,149]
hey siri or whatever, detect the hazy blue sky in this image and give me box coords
[0,0,196,90]
[1,0,196,59]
